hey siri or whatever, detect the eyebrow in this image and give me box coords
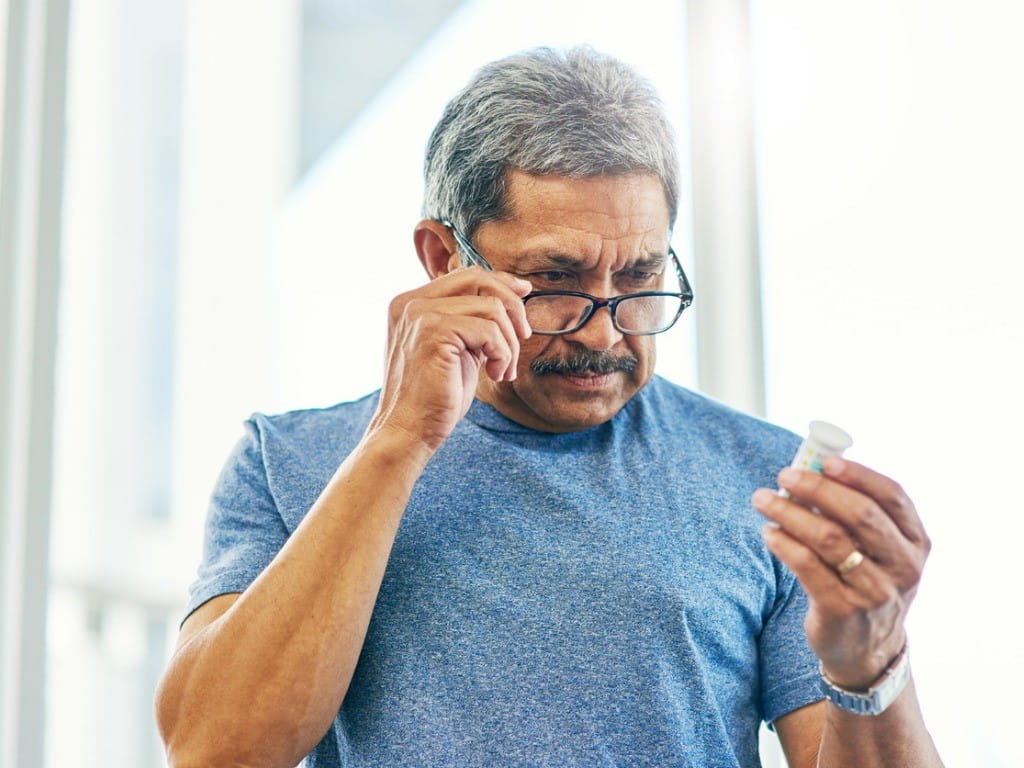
[515,251,668,271]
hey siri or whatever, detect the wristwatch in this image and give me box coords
[819,644,910,716]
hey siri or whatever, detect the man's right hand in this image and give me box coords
[156,266,532,765]
[156,261,533,768]
[368,266,533,452]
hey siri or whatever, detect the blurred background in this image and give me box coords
[2,0,1022,766]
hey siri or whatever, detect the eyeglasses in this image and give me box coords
[440,220,693,336]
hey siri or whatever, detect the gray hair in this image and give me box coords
[422,46,679,240]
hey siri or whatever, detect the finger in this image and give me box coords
[753,489,895,599]
[406,293,523,380]
[761,524,898,616]
[422,268,533,339]
[467,268,534,340]
[418,295,523,380]
[822,457,929,547]
[490,268,534,297]
[422,312,516,383]
[760,524,853,614]
[776,468,911,565]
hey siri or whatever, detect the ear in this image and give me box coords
[414,219,462,279]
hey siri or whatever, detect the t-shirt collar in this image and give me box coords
[464,398,543,434]
[464,394,639,437]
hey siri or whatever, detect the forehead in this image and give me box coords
[475,171,675,270]
[504,170,670,234]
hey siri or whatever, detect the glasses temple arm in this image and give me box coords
[440,219,493,271]
[670,249,693,300]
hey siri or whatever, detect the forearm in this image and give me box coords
[157,428,433,768]
[818,676,943,768]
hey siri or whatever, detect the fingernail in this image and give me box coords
[823,456,843,475]
[751,488,774,508]
[778,467,800,487]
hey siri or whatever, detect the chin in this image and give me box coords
[479,367,652,433]
[514,372,645,432]
[532,405,617,432]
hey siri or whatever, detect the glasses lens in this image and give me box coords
[524,294,594,333]
[615,295,683,333]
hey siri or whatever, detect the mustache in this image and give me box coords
[530,350,638,376]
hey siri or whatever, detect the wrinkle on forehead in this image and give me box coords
[505,170,668,233]
[513,244,668,274]
[492,170,671,272]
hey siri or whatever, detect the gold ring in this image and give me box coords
[836,549,865,575]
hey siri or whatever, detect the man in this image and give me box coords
[156,47,942,767]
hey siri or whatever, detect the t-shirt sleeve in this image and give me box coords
[758,560,824,725]
[183,417,289,624]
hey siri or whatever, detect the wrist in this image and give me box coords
[819,631,908,690]
[359,420,439,471]
[820,641,911,716]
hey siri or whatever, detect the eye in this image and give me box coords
[531,270,574,285]
[621,268,659,283]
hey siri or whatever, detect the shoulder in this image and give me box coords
[631,376,801,467]
[251,390,380,435]
[221,391,382,531]
[245,391,381,470]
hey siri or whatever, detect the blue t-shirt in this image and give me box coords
[188,376,823,767]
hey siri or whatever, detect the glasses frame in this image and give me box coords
[440,220,694,336]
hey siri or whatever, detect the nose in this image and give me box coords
[562,302,623,351]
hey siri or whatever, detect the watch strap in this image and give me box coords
[820,643,911,716]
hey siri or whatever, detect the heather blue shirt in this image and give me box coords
[187,376,823,767]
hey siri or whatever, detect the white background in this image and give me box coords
[14,0,1024,765]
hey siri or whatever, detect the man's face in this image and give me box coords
[470,170,672,433]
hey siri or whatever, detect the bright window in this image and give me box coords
[753,2,1024,765]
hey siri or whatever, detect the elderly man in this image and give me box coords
[156,47,941,767]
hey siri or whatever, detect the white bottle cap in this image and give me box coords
[807,420,853,455]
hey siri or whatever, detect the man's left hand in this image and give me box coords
[752,457,932,688]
